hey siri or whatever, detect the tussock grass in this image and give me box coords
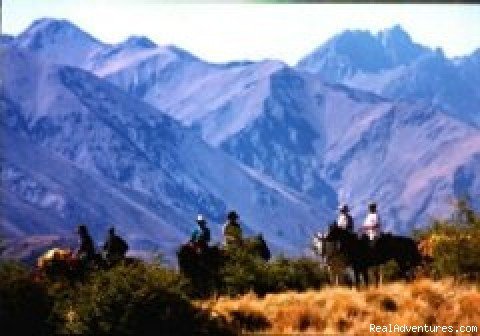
[199,278,480,335]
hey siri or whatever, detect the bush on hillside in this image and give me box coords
[219,248,329,296]
[416,198,480,279]
[0,261,54,336]
[263,256,330,293]
[220,247,267,296]
[59,263,232,336]
[0,260,234,335]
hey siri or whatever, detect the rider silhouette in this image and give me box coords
[190,214,211,253]
[76,224,95,264]
[103,227,129,265]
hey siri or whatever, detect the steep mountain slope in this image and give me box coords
[297,26,480,127]
[320,97,480,233]
[210,65,480,232]
[11,19,339,207]
[98,54,339,205]
[1,126,185,255]
[92,43,480,232]
[374,50,480,126]
[457,48,480,88]
[0,46,329,254]
[90,34,480,232]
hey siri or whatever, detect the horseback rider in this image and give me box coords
[189,214,211,253]
[223,210,243,247]
[103,227,129,265]
[337,203,354,232]
[76,224,96,264]
[362,202,381,241]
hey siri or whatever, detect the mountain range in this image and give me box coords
[297,25,480,126]
[1,18,479,258]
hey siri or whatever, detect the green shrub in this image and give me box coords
[219,248,328,296]
[416,198,480,279]
[60,263,232,335]
[0,261,54,336]
[381,260,402,282]
[220,247,267,296]
[264,256,329,293]
[1,243,329,336]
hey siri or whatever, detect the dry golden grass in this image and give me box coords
[199,279,480,335]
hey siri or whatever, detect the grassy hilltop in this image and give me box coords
[201,278,480,335]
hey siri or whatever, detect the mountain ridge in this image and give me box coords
[2,19,480,257]
[297,25,480,127]
[1,45,331,256]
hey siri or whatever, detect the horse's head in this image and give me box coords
[312,222,350,256]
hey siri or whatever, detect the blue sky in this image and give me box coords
[3,1,480,65]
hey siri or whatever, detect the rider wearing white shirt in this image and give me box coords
[363,202,381,240]
[337,204,354,232]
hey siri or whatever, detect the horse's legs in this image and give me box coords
[362,268,369,287]
[345,267,355,288]
[397,261,409,281]
[353,266,361,289]
[373,266,381,287]
[326,266,333,285]
[401,262,414,282]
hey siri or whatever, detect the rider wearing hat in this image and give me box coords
[223,210,243,247]
[190,214,211,252]
[337,203,354,232]
[76,224,95,263]
[103,227,129,265]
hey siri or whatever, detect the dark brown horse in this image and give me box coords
[177,243,226,297]
[314,224,422,287]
